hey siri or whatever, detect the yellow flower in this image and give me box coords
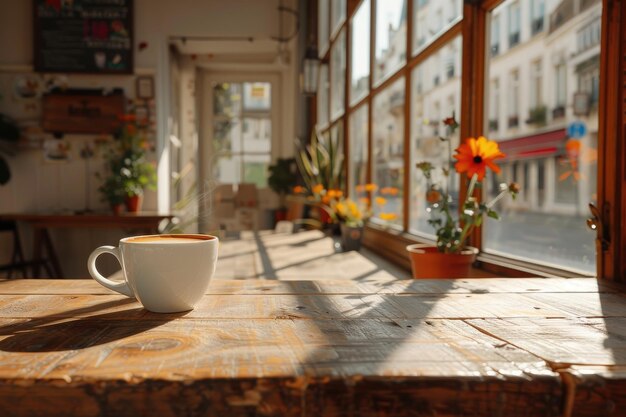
[375,196,387,206]
[312,184,324,195]
[379,213,397,221]
[335,202,347,216]
[347,200,359,217]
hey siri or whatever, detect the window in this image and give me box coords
[410,36,462,236]
[489,78,500,132]
[490,14,500,57]
[483,0,600,274]
[372,77,404,226]
[318,0,330,56]
[350,0,370,104]
[318,64,330,128]
[508,69,519,128]
[349,104,369,198]
[528,60,544,125]
[555,61,567,118]
[331,0,347,36]
[508,1,521,48]
[530,0,545,35]
[211,82,272,188]
[374,0,407,85]
[331,29,347,120]
[413,0,462,55]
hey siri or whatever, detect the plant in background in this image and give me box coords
[416,115,518,254]
[98,114,156,207]
[268,157,298,209]
[295,128,344,194]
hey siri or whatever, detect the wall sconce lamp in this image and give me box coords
[301,44,319,96]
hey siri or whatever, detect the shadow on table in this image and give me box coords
[0,298,187,352]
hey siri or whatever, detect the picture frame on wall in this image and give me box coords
[136,76,154,99]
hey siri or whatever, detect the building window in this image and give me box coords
[528,60,545,125]
[508,69,519,128]
[489,78,500,132]
[530,0,545,35]
[554,61,567,118]
[508,1,521,48]
[490,14,500,56]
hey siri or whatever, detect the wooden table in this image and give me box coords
[0,277,624,416]
[0,213,173,278]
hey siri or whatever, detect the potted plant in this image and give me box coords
[267,158,298,224]
[0,113,20,186]
[409,114,518,278]
[99,114,156,213]
[295,128,344,231]
[98,174,126,215]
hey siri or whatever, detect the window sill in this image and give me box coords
[363,223,595,278]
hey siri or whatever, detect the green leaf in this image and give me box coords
[487,210,499,220]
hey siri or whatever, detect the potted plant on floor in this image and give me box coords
[99,114,156,213]
[408,114,518,278]
[267,157,298,224]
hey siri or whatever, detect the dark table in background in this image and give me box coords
[0,212,174,278]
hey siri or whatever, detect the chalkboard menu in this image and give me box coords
[34,0,133,74]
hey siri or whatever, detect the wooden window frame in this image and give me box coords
[316,0,623,281]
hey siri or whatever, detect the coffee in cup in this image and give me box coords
[87,234,218,313]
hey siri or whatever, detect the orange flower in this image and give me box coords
[454,136,505,181]
[327,189,343,199]
[375,197,387,206]
[359,197,370,205]
[119,114,136,122]
[293,185,305,194]
[381,187,399,196]
[312,184,324,195]
[355,184,366,193]
[379,213,397,221]
[126,124,137,136]
[365,183,378,192]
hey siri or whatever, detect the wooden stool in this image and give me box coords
[0,220,54,278]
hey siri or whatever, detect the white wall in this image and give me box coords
[0,0,299,277]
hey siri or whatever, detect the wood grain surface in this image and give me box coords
[0,276,624,416]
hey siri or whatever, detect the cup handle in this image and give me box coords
[87,246,134,298]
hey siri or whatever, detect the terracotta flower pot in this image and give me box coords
[111,203,124,216]
[340,224,363,252]
[406,244,478,279]
[125,194,143,213]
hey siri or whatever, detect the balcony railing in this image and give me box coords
[509,32,520,48]
[507,115,519,128]
[549,0,574,33]
[526,106,547,126]
[488,119,499,131]
[491,43,500,57]
[552,105,566,119]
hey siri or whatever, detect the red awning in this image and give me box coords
[497,129,567,160]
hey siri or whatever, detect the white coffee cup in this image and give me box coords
[87,234,218,313]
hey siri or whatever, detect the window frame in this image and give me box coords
[315,0,623,281]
